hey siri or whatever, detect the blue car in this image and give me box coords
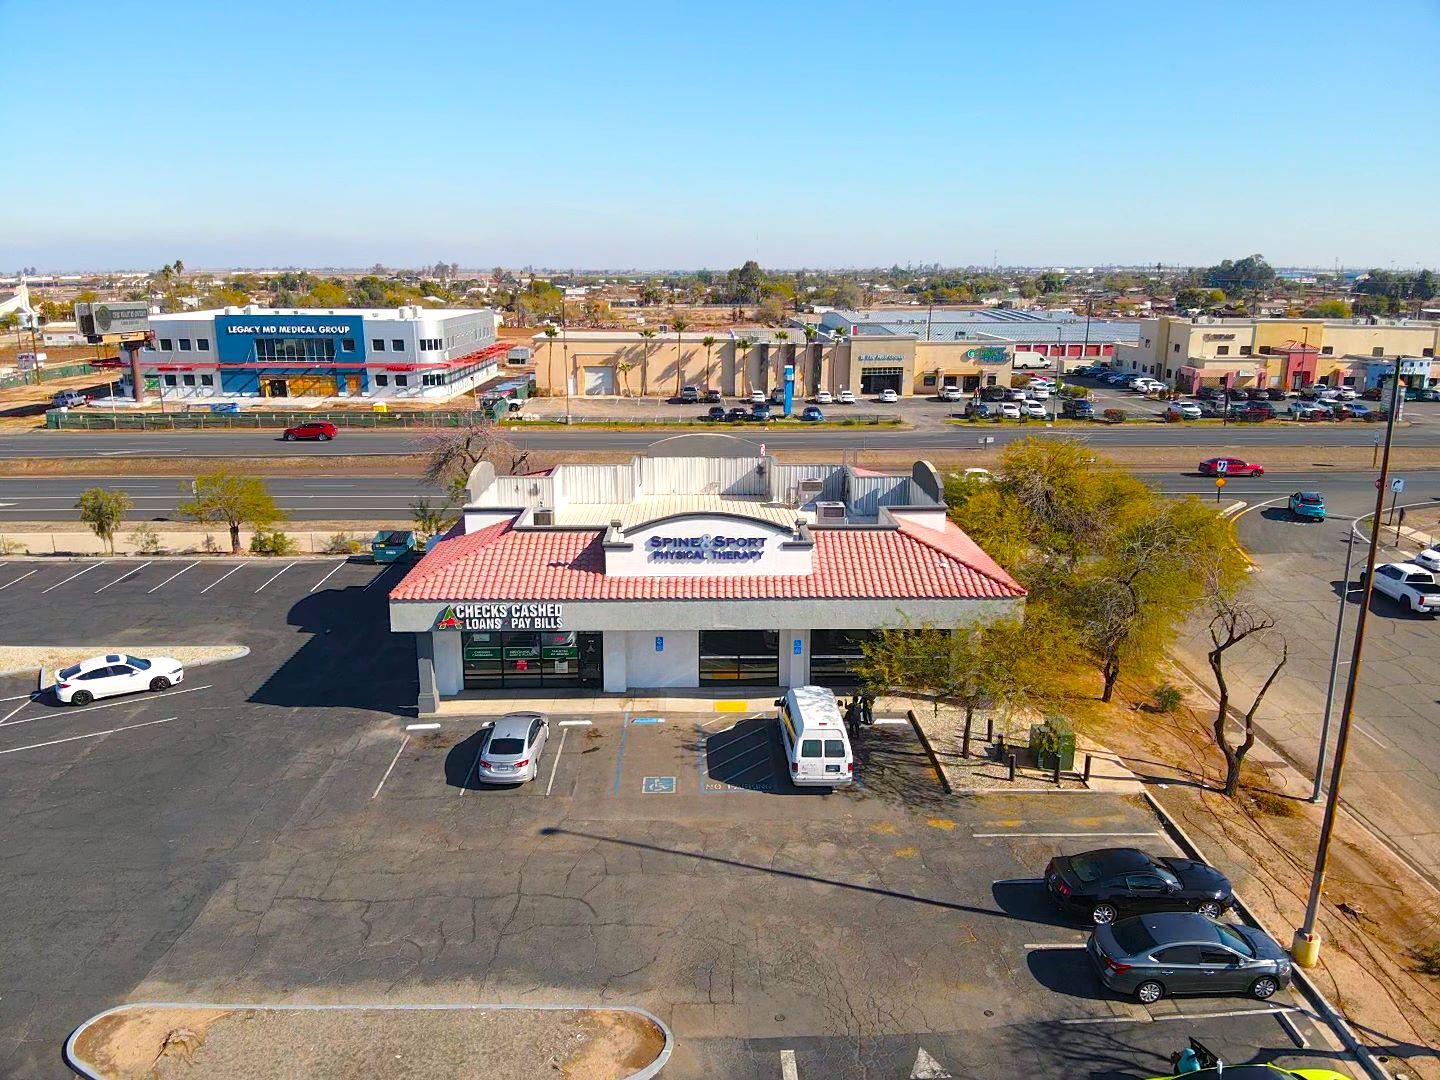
[801,406,824,422]
[1287,492,1325,521]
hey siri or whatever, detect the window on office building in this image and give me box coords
[1172,343,1180,353]
[1216,345,1229,356]
[178,338,192,351]
[1240,345,1252,356]
[392,339,404,351]
[144,341,156,351]
[197,338,210,350]
[200,374,213,386]
[159,338,172,350]
[1424,348,1435,357]
[922,373,937,387]
[1321,346,1333,355]
[1258,345,1271,355]
[1372,347,1384,356]
[163,374,178,387]
[183,374,196,386]
[372,339,385,351]
[395,374,409,387]
[375,374,389,386]
[342,339,356,352]
[422,372,442,386]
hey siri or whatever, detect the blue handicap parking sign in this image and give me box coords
[642,776,676,794]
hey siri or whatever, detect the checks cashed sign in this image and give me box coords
[432,603,565,631]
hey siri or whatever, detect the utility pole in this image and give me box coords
[1292,358,1404,967]
[1311,526,1356,802]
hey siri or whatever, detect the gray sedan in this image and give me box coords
[1088,911,1292,1004]
[475,712,550,785]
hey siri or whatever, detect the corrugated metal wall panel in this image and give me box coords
[848,475,911,517]
[769,464,844,505]
[483,475,553,506]
[553,464,633,506]
[640,456,765,496]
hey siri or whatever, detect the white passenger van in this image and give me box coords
[775,685,854,786]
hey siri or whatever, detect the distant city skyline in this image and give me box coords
[3,0,1437,270]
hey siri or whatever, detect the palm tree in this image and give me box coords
[803,325,818,396]
[671,316,690,397]
[734,336,755,395]
[774,329,790,395]
[701,335,717,392]
[829,328,847,396]
[542,325,559,395]
[616,359,635,396]
[638,327,658,396]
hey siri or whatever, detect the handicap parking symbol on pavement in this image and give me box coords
[642,776,676,794]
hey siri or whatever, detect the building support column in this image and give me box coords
[416,633,439,715]
[603,632,628,693]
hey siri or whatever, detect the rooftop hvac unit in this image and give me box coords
[534,508,554,526]
[799,478,825,497]
[815,501,846,522]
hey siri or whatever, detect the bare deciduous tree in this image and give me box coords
[419,414,529,501]
[1206,597,1288,797]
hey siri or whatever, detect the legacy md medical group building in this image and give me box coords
[126,304,505,400]
[388,434,1025,712]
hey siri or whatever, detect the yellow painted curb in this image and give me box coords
[714,700,750,713]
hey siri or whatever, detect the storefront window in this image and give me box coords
[699,630,779,686]
[462,631,599,689]
[810,629,879,688]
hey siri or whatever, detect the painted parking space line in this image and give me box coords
[1023,942,1086,950]
[254,562,297,593]
[363,563,402,592]
[40,564,101,593]
[972,831,1163,839]
[780,1049,799,1080]
[1354,724,1389,750]
[199,564,245,594]
[993,877,1043,886]
[558,719,593,727]
[0,570,40,591]
[0,693,37,703]
[148,561,199,592]
[94,562,152,593]
[0,684,212,729]
[0,715,180,756]
[545,727,570,796]
[612,715,630,794]
[371,734,410,799]
[309,561,348,592]
[872,717,910,726]
[0,697,36,726]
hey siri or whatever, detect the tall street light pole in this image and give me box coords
[1291,358,1403,967]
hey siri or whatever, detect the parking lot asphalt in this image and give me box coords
[1189,478,1440,886]
[0,561,1353,1079]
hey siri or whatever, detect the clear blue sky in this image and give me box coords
[3,0,1437,271]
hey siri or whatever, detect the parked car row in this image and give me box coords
[703,403,826,423]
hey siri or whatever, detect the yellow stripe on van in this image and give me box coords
[714,700,749,713]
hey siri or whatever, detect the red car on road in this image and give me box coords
[1198,456,1263,477]
[282,421,338,442]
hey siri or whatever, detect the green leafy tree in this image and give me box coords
[179,471,283,554]
[411,496,453,541]
[670,316,690,396]
[1305,299,1350,318]
[1202,254,1275,297]
[76,488,130,554]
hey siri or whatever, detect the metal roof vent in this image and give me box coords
[815,501,846,522]
[534,508,553,526]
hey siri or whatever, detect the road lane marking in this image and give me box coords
[0,570,40,590]
[545,727,569,797]
[972,831,1162,838]
[148,561,199,592]
[200,564,245,593]
[41,564,100,593]
[255,562,297,593]
[94,562,152,593]
[0,684,212,728]
[0,715,180,756]
[309,561,348,592]
[371,734,409,799]
[780,1049,799,1080]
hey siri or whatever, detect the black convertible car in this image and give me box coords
[1044,847,1233,925]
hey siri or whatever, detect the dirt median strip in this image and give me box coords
[67,1002,671,1080]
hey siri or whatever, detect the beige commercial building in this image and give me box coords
[1114,315,1440,393]
[529,329,1015,399]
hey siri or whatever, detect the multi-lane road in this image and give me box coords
[3,468,1434,522]
[0,414,1437,459]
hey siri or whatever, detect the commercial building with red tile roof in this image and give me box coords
[389,433,1024,712]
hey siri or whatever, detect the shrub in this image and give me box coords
[1031,716,1074,756]
[249,529,297,556]
[1152,684,1184,713]
[1011,374,1031,388]
[0,535,28,555]
[1102,408,1127,423]
[325,532,362,554]
[1059,384,1089,398]
[128,523,163,556]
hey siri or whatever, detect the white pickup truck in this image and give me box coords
[1361,562,1440,616]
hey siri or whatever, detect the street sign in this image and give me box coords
[1214,459,1229,474]
[977,436,995,446]
[1215,477,1227,487]
[1391,478,1405,493]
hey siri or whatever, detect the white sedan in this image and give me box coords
[1026,386,1051,400]
[814,390,833,405]
[940,386,964,402]
[838,389,856,404]
[1021,401,1048,418]
[54,653,185,706]
[877,389,899,403]
[1000,402,1023,420]
[1414,547,1440,573]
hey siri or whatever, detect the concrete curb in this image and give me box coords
[1139,790,1392,1080]
[905,708,953,795]
[64,1000,674,1080]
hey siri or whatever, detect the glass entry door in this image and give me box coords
[699,630,779,686]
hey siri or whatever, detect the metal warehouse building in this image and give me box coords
[388,434,1026,714]
[127,304,506,402]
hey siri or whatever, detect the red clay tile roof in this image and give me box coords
[390,518,1024,603]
